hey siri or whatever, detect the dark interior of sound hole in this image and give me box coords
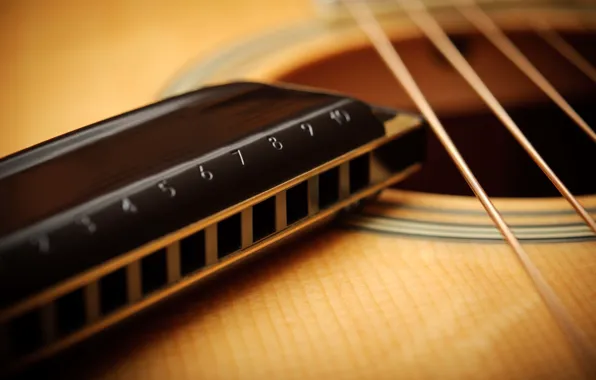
[278,30,596,197]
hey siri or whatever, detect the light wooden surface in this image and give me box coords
[3,1,596,379]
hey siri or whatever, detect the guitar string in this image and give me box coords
[533,19,596,84]
[454,0,596,143]
[390,0,596,234]
[338,0,596,374]
[394,0,596,372]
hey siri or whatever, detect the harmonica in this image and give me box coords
[0,82,425,372]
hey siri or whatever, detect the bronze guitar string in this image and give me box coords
[340,0,596,375]
[391,0,596,234]
[509,0,596,83]
[532,19,596,84]
[454,0,596,143]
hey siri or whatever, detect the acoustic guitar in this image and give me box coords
[0,0,595,379]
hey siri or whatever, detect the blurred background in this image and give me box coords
[0,0,315,159]
[2,0,595,198]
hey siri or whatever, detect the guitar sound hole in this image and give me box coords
[279,30,596,197]
[396,100,596,197]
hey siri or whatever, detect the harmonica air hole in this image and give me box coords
[318,167,340,209]
[180,230,206,275]
[55,288,85,336]
[140,249,168,296]
[349,154,371,193]
[0,323,8,364]
[217,213,242,258]
[7,309,43,357]
[253,197,276,242]
[286,181,308,224]
[99,268,128,315]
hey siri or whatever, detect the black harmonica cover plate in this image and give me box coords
[0,82,391,307]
